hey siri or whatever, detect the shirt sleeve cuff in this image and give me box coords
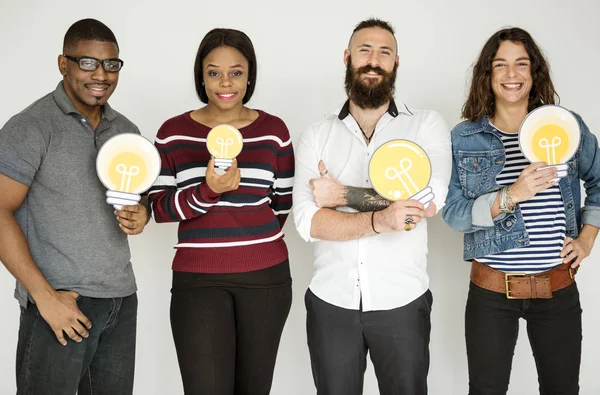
[581,205,600,229]
[471,192,499,228]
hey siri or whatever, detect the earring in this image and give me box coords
[201,81,205,86]
[247,81,250,85]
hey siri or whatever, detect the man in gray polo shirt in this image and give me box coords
[0,19,148,395]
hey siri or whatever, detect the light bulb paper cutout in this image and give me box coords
[369,140,434,207]
[96,133,161,209]
[206,124,243,170]
[519,105,580,181]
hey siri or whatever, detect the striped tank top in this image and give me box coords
[477,129,566,273]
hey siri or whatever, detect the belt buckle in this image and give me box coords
[505,272,528,299]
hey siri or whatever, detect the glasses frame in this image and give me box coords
[63,55,124,72]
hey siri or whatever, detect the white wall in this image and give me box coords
[1,0,599,394]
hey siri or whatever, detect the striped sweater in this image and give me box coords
[148,110,294,273]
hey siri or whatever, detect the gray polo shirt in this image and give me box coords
[0,82,139,307]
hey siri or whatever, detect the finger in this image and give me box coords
[230,158,238,170]
[65,328,83,343]
[207,157,215,174]
[526,162,549,172]
[72,321,89,338]
[318,160,329,178]
[119,223,137,235]
[120,204,142,213]
[54,330,68,346]
[570,256,582,269]
[117,217,135,229]
[560,244,573,258]
[115,209,133,220]
[405,199,425,210]
[78,313,92,330]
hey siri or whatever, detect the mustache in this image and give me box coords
[356,65,386,76]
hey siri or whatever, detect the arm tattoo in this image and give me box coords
[344,186,391,212]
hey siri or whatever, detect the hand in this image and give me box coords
[115,203,149,235]
[374,199,425,232]
[510,162,557,204]
[309,160,346,208]
[205,157,241,194]
[561,235,594,269]
[35,290,92,346]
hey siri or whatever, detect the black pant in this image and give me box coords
[170,284,292,395]
[465,281,582,395]
[305,288,432,395]
[16,294,137,395]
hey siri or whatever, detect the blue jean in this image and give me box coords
[305,288,432,395]
[16,293,138,395]
[465,282,582,395]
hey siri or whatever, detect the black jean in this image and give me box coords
[305,288,433,395]
[465,281,582,395]
[16,293,138,395]
[170,283,292,395]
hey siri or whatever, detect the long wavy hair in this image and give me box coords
[462,27,558,121]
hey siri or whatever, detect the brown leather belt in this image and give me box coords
[471,260,577,299]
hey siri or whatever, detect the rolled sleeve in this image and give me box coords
[292,129,322,242]
[0,116,47,186]
[420,112,451,213]
[471,192,501,228]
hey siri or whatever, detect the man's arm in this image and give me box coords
[0,174,91,345]
[309,199,426,241]
[311,160,391,212]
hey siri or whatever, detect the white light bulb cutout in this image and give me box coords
[96,133,161,210]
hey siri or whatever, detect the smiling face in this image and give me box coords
[344,27,399,109]
[59,40,119,119]
[491,40,533,111]
[202,45,249,112]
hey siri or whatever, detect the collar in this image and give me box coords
[457,116,499,136]
[336,99,413,120]
[52,81,116,121]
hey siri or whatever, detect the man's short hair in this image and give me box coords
[349,18,396,48]
[63,19,119,53]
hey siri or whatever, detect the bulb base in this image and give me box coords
[536,163,568,183]
[411,186,435,209]
[106,190,141,210]
[214,158,233,170]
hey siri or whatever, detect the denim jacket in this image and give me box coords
[442,113,600,261]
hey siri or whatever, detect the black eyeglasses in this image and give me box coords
[63,55,124,72]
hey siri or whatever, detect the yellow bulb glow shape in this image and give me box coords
[369,140,433,202]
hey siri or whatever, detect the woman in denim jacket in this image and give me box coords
[442,27,600,394]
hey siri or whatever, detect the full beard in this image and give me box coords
[344,58,397,110]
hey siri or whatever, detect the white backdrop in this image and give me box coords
[1,0,599,394]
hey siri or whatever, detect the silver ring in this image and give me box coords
[319,170,328,177]
[404,215,414,224]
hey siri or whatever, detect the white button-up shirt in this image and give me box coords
[293,100,451,311]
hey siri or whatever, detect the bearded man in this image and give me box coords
[292,18,451,395]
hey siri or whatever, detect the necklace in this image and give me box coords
[358,125,373,145]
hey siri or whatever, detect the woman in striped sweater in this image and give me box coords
[443,28,600,394]
[149,28,294,395]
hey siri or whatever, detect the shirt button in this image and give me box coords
[81,119,86,123]
[506,221,512,227]
[567,203,573,209]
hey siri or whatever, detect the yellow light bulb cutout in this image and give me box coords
[96,134,161,209]
[206,124,243,170]
[519,105,581,182]
[369,140,434,207]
